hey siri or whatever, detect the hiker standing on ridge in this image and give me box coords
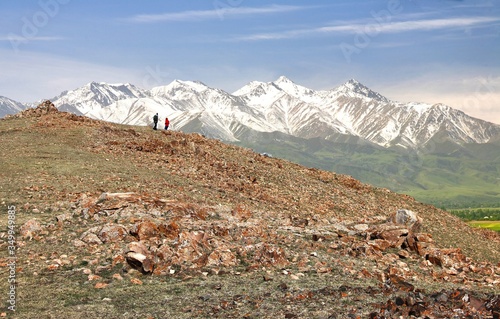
[164,117,170,131]
[153,113,158,130]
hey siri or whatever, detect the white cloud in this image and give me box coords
[234,16,500,41]
[128,5,304,23]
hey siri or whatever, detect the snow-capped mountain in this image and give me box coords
[51,82,148,115]
[231,77,500,148]
[2,77,499,149]
[0,96,28,118]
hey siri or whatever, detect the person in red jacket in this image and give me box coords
[164,117,170,130]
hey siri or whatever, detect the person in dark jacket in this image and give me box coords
[153,113,158,130]
[164,117,170,130]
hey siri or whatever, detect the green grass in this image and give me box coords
[235,131,500,210]
[468,220,500,232]
[1,114,499,318]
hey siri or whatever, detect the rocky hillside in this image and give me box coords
[0,103,499,318]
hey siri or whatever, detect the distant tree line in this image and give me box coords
[449,208,500,221]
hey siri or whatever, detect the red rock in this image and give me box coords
[253,243,288,267]
[370,224,408,249]
[387,274,414,292]
[368,239,392,251]
[406,235,430,256]
[112,254,125,266]
[125,242,154,273]
[130,220,160,240]
[88,274,101,281]
[156,244,174,261]
[426,251,444,267]
[20,219,42,239]
[415,233,433,243]
[125,251,154,274]
[80,233,103,245]
[398,250,410,259]
[94,282,108,289]
[98,224,128,243]
[130,278,143,285]
[158,221,180,239]
[127,241,150,256]
[207,250,238,267]
[469,295,486,312]
[47,264,59,271]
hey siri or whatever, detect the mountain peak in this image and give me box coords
[345,78,361,86]
[270,76,319,101]
[334,79,389,102]
[340,79,368,91]
[170,79,210,92]
[274,75,294,84]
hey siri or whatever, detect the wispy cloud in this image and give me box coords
[235,16,500,41]
[0,35,64,42]
[129,5,304,23]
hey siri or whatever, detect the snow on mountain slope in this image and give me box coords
[329,79,389,103]
[89,97,174,126]
[52,82,148,115]
[92,80,277,141]
[151,80,278,140]
[233,76,333,136]
[233,77,500,148]
[5,76,498,149]
[0,96,28,118]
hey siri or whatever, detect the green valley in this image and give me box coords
[235,130,500,212]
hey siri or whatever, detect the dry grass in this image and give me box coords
[0,112,499,318]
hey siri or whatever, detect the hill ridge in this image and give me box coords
[1,103,499,318]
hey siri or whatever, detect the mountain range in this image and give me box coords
[4,76,499,149]
[2,76,499,207]
[0,95,28,118]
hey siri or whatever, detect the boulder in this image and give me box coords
[127,241,150,256]
[368,239,392,252]
[426,250,444,267]
[369,224,408,248]
[405,234,432,256]
[130,220,160,240]
[125,252,154,274]
[80,232,103,245]
[98,224,128,243]
[389,209,422,232]
[125,242,154,274]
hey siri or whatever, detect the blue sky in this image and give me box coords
[1,0,499,123]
